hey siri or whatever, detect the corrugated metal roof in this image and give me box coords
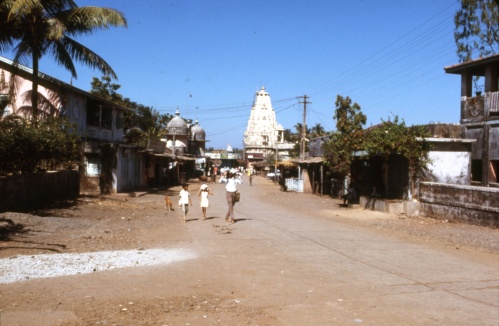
[291,157,324,164]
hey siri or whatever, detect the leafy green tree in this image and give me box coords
[454,0,499,62]
[284,127,301,158]
[363,116,432,198]
[323,95,366,179]
[0,115,82,174]
[90,75,172,147]
[90,75,124,105]
[127,105,170,147]
[265,152,276,168]
[0,0,127,124]
[283,128,293,142]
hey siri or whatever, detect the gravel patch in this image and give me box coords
[0,248,196,284]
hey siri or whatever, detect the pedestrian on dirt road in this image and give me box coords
[249,173,253,186]
[198,184,213,220]
[179,183,193,222]
[219,169,242,223]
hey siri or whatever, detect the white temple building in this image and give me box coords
[243,87,292,164]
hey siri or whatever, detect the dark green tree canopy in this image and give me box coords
[0,115,82,175]
[323,95,366,178]
[455,0,499,62]
[90,75,172,147]
[363,116,432,197]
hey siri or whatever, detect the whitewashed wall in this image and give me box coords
[426,151,470,184]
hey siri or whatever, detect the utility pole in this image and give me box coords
[298,95,311,160]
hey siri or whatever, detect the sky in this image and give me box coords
[4,0,464,149]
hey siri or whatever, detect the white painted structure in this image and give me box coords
[422,138,475,185]
[243,87,290,161]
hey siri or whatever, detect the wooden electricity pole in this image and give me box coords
[298,95,311,160]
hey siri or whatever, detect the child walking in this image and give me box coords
[198,184,213,220]
[178,183,193,222]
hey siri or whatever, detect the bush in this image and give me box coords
[0,116,82,175]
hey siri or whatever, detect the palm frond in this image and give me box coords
[48,40,77,77]
[60,37,117,78]
[23,89,60,118]
[62,6,127,35]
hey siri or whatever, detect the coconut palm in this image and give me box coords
[0,0,127,124]
[310,123,326,138]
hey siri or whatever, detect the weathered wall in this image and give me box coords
[465,123,499,160]
[419,182,499,228]
[426,151,470,184]
[0,170,79,212]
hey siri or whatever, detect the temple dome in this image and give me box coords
[190,119,206,141]
[166,109,189,136]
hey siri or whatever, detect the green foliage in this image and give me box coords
[363,116,432,195]
[322,95,366,178]
[265,152,276,167]
[288,142,301,158]
[90,75,172,147]
[90,76,124,105]
[0,0,127,123]
[310,123,326,138]
[0,116,82,175]
[454,0,499,62]
[286,123,325,158]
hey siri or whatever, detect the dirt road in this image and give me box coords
[1,175,498,325]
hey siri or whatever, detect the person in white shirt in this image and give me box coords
[219,170,242,223]
[178,183,193,222]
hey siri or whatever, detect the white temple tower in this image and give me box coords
[243,87,282,162]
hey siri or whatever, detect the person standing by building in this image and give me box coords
[178,183,193,222]
[219,169,242,223]
[198,184,213,220]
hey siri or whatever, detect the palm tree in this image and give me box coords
[294,122,303,135]
[311,123,326,138]
[0,0,127,124]
[125,105,171,147]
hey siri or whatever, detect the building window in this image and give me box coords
[101,107,112,129]
[86,105,114,129]
[87,106,100,126]
[86,154,101,176]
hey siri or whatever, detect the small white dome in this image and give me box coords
[166,109,189,136]
[190,119,206,141]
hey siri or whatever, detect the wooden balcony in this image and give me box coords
[461,91,499,123]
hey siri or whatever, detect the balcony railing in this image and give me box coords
[462,91,499,121]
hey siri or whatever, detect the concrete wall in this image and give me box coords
[426,151,470,184]
[419,182,499,228]
[0,170,79,212]
[360,197,421,216]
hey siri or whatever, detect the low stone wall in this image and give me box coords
[360,197,420,216]
[419,182,499,228]
[0,170,79,212]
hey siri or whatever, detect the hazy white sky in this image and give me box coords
[13,0,463,149]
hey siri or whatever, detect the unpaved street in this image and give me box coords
[1,175,498,325]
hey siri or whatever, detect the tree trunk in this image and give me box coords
[31,55,39,126]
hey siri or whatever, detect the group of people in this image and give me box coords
[177,169,243,223]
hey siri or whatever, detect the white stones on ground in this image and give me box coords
[0,248,196,284]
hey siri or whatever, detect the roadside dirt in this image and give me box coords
[0,176,497,325]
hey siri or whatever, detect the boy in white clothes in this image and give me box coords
[178,183,193,222]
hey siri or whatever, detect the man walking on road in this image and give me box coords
[219,169,242,223]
